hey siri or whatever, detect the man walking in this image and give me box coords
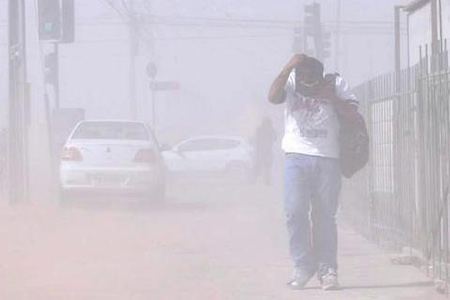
[268,54,358,290]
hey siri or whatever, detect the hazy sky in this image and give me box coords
[0,0,414,141]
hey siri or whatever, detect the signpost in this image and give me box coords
[145,62,180,131]
[148,81,180,91]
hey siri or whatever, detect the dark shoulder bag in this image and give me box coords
[324,74,370,178]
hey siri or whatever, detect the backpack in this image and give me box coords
[324,73,370,178]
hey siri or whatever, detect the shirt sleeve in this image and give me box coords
[284,71,296,93]
[335,76,358,105]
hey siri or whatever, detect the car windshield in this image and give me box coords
[72,122,149,141]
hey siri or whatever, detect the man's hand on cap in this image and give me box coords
[287,54,308,70]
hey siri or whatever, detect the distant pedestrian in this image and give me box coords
[268,53,359,290]
[253,117,277,185]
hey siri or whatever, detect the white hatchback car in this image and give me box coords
[162,135,255,181]
[59,120,165,201]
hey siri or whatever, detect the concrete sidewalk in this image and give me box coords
[213,186,446,300]
[293,223,444,300]
[247,184,446,300]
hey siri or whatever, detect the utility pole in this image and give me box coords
[8,0,29,203]
[37,0,75,196]
[304,3,320,58]
[54,44,60,108]
[44,44,60,108]
[304,3,330,62]
[129,0,138,120]
[334,0,341,71]
[431,0,439,56]
[394,6,402,77]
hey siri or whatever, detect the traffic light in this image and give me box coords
[44,52,59,85]
[38,0,75,43]
[304,3,321,38]
[38,0,62,41]
[61,0,75,43]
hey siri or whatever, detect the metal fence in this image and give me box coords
[346,42,450,292]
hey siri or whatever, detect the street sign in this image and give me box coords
[149,81,180,91]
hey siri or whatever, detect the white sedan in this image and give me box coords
[162,135,255,181]
[59,120,165,201]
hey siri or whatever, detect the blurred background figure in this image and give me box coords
[253,117,277,185]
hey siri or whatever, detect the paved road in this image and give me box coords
[0,179,445,299]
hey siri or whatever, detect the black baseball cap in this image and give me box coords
[296,56,324,78]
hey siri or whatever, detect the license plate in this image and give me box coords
[91,174,123,186]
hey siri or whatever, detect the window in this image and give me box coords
[220,139,241,150]
[178,139,214,152]
[72,122,149,141]
[178,138,241,152]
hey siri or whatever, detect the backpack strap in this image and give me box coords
[325,73,360,124]
[324,73,340,87]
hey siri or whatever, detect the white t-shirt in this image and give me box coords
[281,72,357,158]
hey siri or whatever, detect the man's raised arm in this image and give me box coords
[268,54,306,104]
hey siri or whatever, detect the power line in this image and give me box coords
[68,18,407,34]
[102,0,129,20]
[154,33,293,41]
[68,28,405,45]
[143,14,400,25]
[141,13,403,27]
[145,14,300,25]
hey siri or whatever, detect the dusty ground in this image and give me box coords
[0,179,445,300]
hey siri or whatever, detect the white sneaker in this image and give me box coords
[287,269,315,290]
[319,268,340,290]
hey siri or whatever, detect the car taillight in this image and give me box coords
[61,147,83,161]
[134,149,156,163]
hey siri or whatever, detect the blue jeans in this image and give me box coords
[284,153,341,273]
